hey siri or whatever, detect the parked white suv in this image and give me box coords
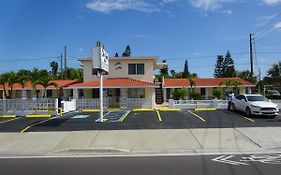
[231,94,279,117]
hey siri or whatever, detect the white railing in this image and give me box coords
[124,98,152,109]
[61,99,77,113]
[168,99,228,109]
[0,98,58,116]
[76,98,108,110]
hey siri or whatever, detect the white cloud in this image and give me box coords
[188,0,237,11]
[262,0,281,6]
[274,21,281,30]
[86,0,160,14]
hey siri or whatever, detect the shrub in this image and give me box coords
[171,88,188,100]
[213,87,223,99]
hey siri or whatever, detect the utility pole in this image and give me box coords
[60,53,63,79]
[250,33,254,74]
[64,46,67,80]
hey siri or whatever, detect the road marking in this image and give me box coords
[212,155,249,166]
[120,111,130,122]
[20,117,55,133]
[72,115,90,119]
[225,110,255,123]
[156,110,162,122]
[187,110,206,122]
[0,117,20,124]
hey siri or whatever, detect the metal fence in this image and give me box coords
[76,98,109,110]
[0,98,58,116]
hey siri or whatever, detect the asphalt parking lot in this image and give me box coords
[0,109,281,132]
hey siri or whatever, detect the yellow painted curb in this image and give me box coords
[82,109,100,112]
[106,108,121,111]
[0,115,16,118]
[158,108,181,111]
[26,114,51,118]
[133,108,154,112]
[194,108,216,111]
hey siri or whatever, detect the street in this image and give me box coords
[1,154,281,175]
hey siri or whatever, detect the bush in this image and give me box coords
[213,88,223,99]
[189,92,202,100]
[171,88,188,100]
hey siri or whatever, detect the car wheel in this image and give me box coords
[245,107,251,117]
[231,103,236,111]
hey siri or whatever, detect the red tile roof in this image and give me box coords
[163,78,255,87]
[69,78,158,88]
[0,80,80,90]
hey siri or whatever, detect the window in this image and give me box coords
[128,63,144,75]
[200,88,206,96]
[128,88,145,98]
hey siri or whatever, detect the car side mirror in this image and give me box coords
[269,99,272,102]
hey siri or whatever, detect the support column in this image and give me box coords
[120,88,128,109]
[163,88,167,102]
[73,88,79,99]
[21,90,27,99]
[63,89,68,99]
[205,88,208,100]
[152,88,156,109]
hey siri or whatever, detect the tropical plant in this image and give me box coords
[219,79,243,95]
[237,70,257,84]
[0,73,8,99]
[50,61,58,78]
[5,72,18,99]
[171,88,188,100]
[16,73,30,98]
[35,76,58,98]
[213,87,223,99]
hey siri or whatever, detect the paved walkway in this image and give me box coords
[1,127,281,156]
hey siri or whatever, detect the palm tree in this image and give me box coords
[17,74,30,99]
[0,73,8,99]
[188,78,196,94]
[219,79,243,95]
[35,77,58,98]
[5,72,18,99]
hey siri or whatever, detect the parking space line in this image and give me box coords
[187,110,206,122]
[120,111,130,122]
[156,111,162,122]
[225,110,255,123]
[20,117,55,133]
[0,117,20,124]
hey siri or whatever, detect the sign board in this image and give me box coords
[92,41,109,73]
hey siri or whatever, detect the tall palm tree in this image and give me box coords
[219,79,243,95]
[188,78,196,93]
[0,73,8,99]
[17,74,30,99]
[5,72,18,99]
[35,77,58,98]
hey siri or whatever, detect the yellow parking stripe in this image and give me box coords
[82,109,100,112]
[120,111,130,122]
[0,117,20,124]
[187,110,206,122]
[225,110,255,123]
[0,115,16,118]
[133,108,154,112]
[20,118,53,133]
[158,108,181,111]
[156,110,162,122]
[194,108,216,111]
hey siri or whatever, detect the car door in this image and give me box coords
[234,95,242,111]
[240,95,248,112]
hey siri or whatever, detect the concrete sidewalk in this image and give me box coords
[0,127,281,156]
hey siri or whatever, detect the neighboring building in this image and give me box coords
[65,56,166,108]
[162,77,255,101]
[0,80,79,99]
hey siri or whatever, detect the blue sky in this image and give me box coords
[0,0,281,78]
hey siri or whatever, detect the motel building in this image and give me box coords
[0,55,255,109]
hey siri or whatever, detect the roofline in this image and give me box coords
[163,85,255,88]
[65,86,159,89]
[78,56,159,61]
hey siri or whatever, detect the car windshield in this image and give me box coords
[247,96,268,102]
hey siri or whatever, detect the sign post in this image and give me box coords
[92,41,109,122]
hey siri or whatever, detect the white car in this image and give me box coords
[231,94,279,117]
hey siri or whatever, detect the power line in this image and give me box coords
[0,56,60,63]
[254,12,281,37]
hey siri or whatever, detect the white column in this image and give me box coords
[73,88,79,99]
[21,90,27,99]
[152,88,156,109]
[205,88,208,100]
[120,88,128,109]
[163,88,167,102]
